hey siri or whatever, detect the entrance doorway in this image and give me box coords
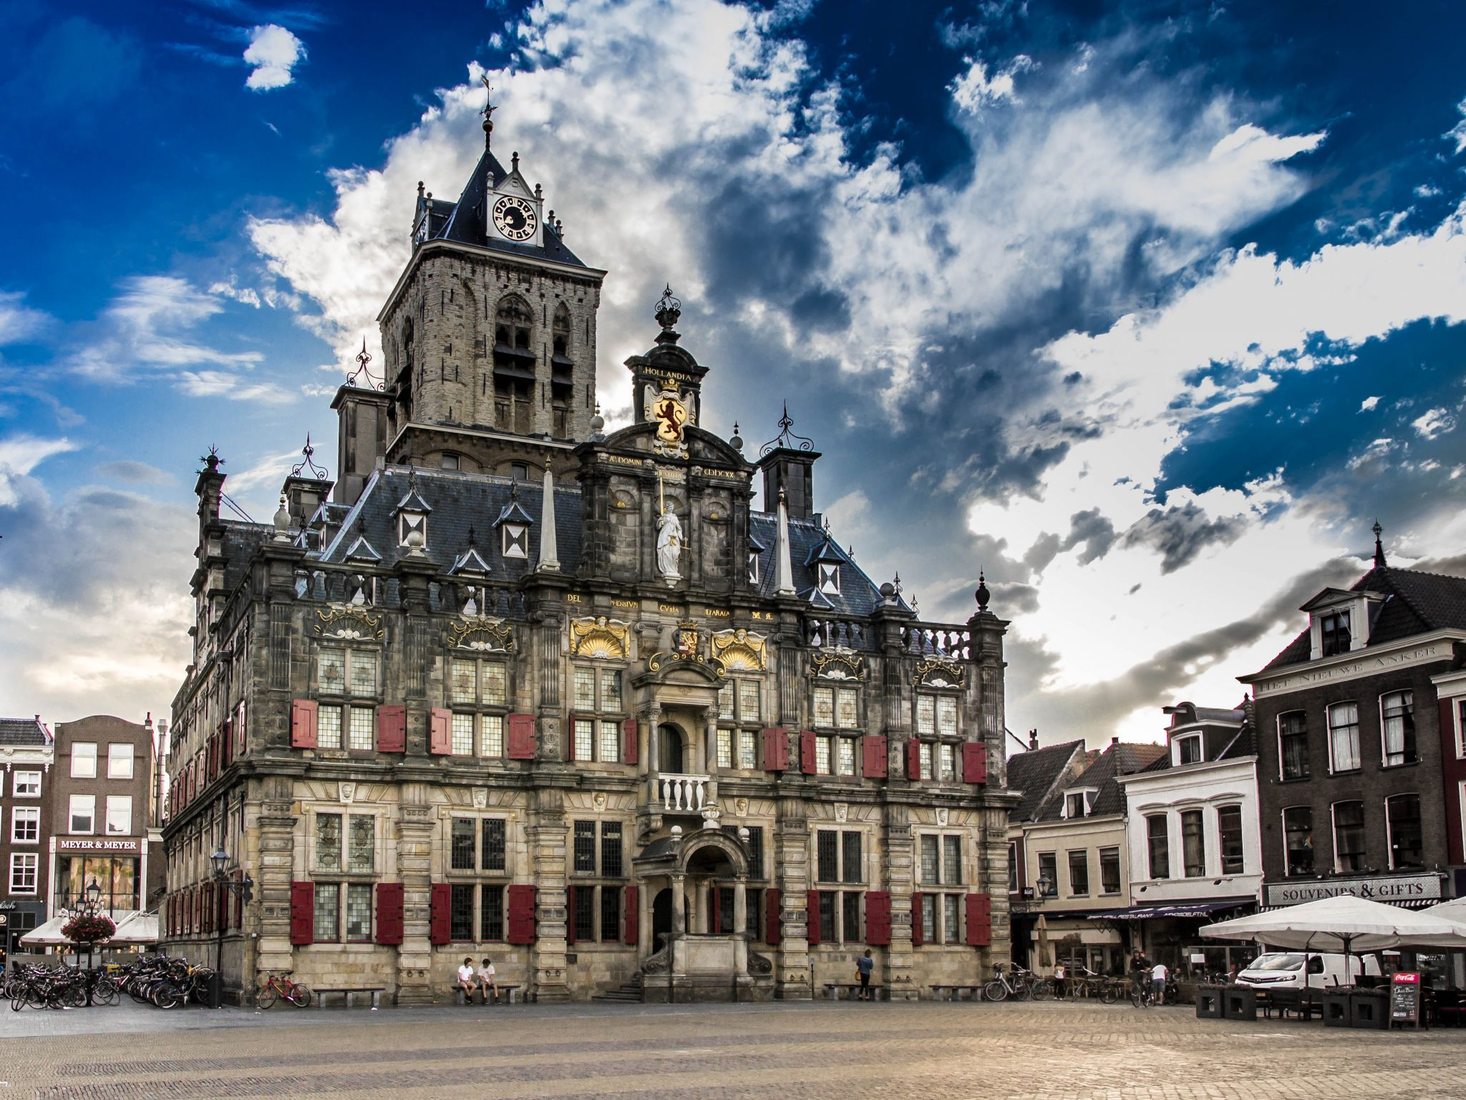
[653,888,672,952]
[658,723,685,773]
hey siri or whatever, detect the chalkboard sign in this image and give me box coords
[1390,972,1421,1028]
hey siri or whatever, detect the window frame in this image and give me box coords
[106,743,134,779]
[570,665,626,764]
[716,677,763,772]
[1145,813,1170,879]
[1327,701,1361,774]
[1318,609,1351,657]
[567,818,628,945]
[1180,808,1206,878]
[71,741,97,779]
[1175,734,1203,766]
[1282,805,1314,877]
[69,793,96,835]
[13,770,41,798]
[105,795,133,836]
[1217,804,1245,875]
[10,806,40,844]
[1380,691,1417,767]
[1278,711,1310,781]
[1098,847,1121,895]
[1067,849,1090,896]
[1331,800,1366,873]
[315,644,382,752]
[1036,851,1058,897]
[1384,793,1423,872]
[10,852,39,894]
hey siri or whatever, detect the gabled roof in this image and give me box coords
[1040,741,1167,820]
[1006,739,1086,822]
[0,716,50,746]
[1263,565,1466,670]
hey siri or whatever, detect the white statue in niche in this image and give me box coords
[656,508,682,582]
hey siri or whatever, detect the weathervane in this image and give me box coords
[759,401,815,456]
[291,433,329,479]
[346,337,383,390]
[481,74,496,122]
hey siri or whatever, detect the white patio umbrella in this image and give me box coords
[108,911,158,945]
[1200,894,1466,954]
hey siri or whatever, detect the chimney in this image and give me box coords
[1028,729,1038,751]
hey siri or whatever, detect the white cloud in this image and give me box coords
[0,433,78,507]
[1359,395,1380,411]
[244,24,304,91]
[950,54,1035,113]
[1412,407,1456,440]
[176,370,294,404]
[1449,97,1466,155]
[0,291,51,344]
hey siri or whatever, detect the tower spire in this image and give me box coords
[1372,519,1387,568]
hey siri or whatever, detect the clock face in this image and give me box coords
[491,195,538,242]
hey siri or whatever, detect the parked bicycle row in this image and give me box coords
[5,954,216,1010]
[979,964,1181,1005]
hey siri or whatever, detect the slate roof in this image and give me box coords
[0,716,50,746]
[748,513,900,618]
[1042,742,1167,820]
[1263,565,1466,670]
[1006,740,1086,822]
[428,150,588,268]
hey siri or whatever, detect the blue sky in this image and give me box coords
[3,0,1465,746]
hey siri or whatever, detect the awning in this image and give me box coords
[1086,899,1253,922]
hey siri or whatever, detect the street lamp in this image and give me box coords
[208,844,254,1009]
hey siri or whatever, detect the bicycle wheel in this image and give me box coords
[981,979,1009,1002]
[1012,980,1033,1001]
[152,983,182,1010]
[1100,981,1119,1005]
[287,983,312,1008]
[257,984,278,1009]
[1030,980,1053,1000]
[94,979,121,1007]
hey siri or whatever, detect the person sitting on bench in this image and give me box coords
[477,957,499,1004]
[456,957,477,1005]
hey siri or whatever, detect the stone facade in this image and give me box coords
[161,121,1016,1005]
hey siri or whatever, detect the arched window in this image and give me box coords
[396,319,415,421]
[494,296,534,351]
[550,302,574,437]
[492,296,534,432]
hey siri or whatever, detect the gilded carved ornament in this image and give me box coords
[710,628,768,672]
[647,620,726,677]
[569,616,631,659]
[809,651,866,682]
[314,604,384,641]
[447,616,515,653]
[913,657,966,690]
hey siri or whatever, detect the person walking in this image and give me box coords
[856,949,875,1000]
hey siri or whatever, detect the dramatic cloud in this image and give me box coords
[0,433,77,507]
[243,24,304,91]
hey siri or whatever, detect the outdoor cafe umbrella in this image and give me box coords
[1200,894,1466,955]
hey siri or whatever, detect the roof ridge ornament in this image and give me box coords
[346,337,383,390]
[290,433,330,479]
[654,284,682,345]
[759,401,815,456]
[481,74,496,149]
[1373,519,1387,568]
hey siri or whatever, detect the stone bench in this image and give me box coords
[823,981,887,1001]
[313,987,386,1009]
[450,982,522,1005]
[929,984,985,1002]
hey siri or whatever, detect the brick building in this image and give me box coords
[1240,530,1466,911]
[1,716,53,958]
[160,106,1016,1004]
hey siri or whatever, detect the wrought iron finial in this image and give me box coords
[759,401,815,457]
[481,75,496,122]
[1372,519,1386,568]
[202,445,224,472]
[291,433,329,479]
[467,524,477,547]
[346,337,384,390]
[976,570,991,612]
[655,284,682,333]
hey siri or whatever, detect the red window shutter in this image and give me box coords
[865,891,892,946]
[565,717,577,762]
[799,730,818,775]
[289,881,314,945]
[429,882,452,945]
[965,892,992,947]
[428,708,452,756]
[233,869,244,930]
[963,742,988,785]
[862,735,888,779]
[910,892,924,947]
[565,884,577,945]
[764,888,782,945]
[623,717,639,766]
[761,727,788,772]
[290,699,319,749]
[507,713,537,760]
[623,884,638,945]
[905,739,922,780]
[806,889,821,946]
[221,719,233,768]
[376,704,406,753]
[506,883,537,944]
[375,882,404,945]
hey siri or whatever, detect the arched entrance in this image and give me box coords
[658,723,685,773]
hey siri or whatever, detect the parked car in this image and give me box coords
[1234,951,1380,991]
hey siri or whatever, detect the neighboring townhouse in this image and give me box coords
[1,716,53,957]
[1116,700,1262,974]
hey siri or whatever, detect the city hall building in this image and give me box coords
[161,105,1014,1003]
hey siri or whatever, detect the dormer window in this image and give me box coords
[441,453,459,471]
[748,550,760,585]
[1064,791,1089,818]
[1319,610,1350,657]
[398,511,427,549]
[818,562,840,595]
[502,523,529,559]
[1175,734,1203,766]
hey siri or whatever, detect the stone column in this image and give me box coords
[393,787,436,1005]
[528,789,570,1002]
[733,874,748,936]
[671,872,686,934]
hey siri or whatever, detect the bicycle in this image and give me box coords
[257,971,312,1008]
[1066,966,1102,1000]
[1129,974,1157,1008]
[982,964,1035,1002]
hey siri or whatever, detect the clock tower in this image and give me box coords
[333,86,606,503]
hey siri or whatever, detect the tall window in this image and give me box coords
[1385,794,1423,871]
[816,828,866,944]
[105,796,133,836]
[1181,810,1205,877]
[716,678,762,770]
[914,691,959,782]
[312,813,375,943]
[813,684,861,776]
[69,794,95,835]
[1036,851,1058,897]
[10,807,39,844]
[13,770,40,797]
[1332,801,1366,873]
[1007,842,1018,892]
[107,743,134,779]
[1099,848,1121,895]
[450,657,509,758]
[1217,804,1244,875]
[1282,806,1314,876]
[917,833,963,944]
[1278,712,1309,780]
[493,296,535,433]
[1319,610,1351,656]
[569,820,626,943]
[316,648,379,751]
[1380,691,1416,766]
[1145,814,1170,879]
[571,667,624,763]
[10,853,38,894]
[1327,702,1360,773]
[1067,850,1089,895]
[71,742,97,778]
[448,817,509,941]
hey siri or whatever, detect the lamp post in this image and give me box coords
[72,878,105,1006]
[208,845,254,1009]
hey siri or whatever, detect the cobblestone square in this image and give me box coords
[1,999,1463,1099]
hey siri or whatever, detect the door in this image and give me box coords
[652,888,672,952]
[658,724,684,774]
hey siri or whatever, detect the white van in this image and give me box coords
[1235,951,1381,991]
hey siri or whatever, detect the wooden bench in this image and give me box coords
[930,984,985,1002]
[313,986,386,1009]
[822,981,887,1001]
[450,982,523,1005]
